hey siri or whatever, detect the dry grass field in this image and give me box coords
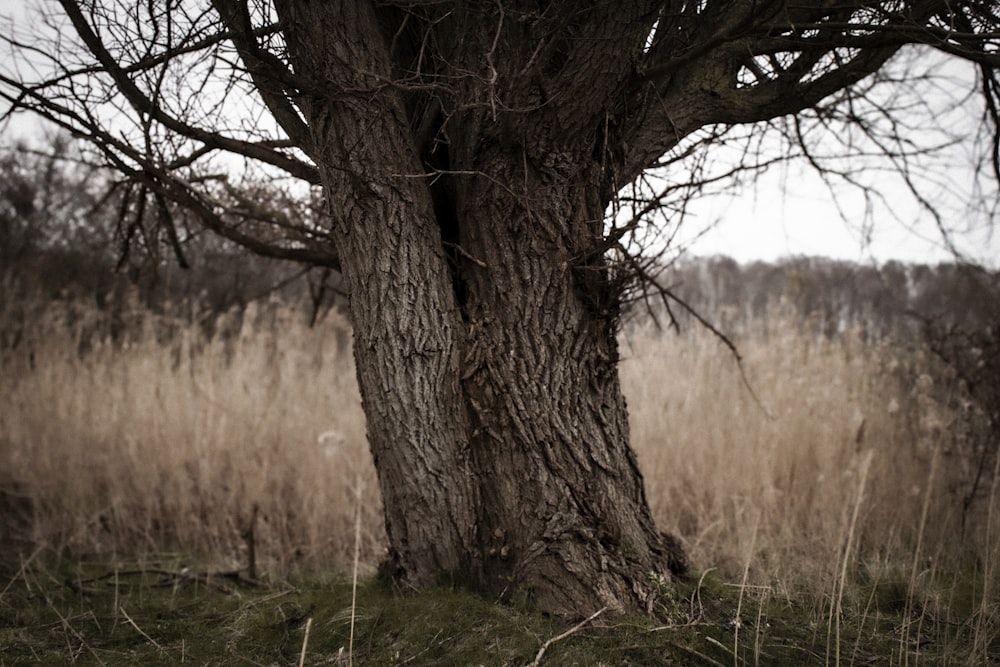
[1,290,997,663]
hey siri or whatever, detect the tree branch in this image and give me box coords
[621,0,998,181]
[209,0,314,152]
[53,0,319,184]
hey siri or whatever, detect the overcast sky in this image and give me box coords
[679,164,999,267]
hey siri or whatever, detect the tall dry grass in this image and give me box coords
[622,308,996,588]
[621,304,999,658]
[1,292,381,575]
[2,291,997,651]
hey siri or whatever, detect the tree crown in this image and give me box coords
[1,1,997,273]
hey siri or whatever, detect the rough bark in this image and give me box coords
[455,147,685,614]
[275,0,480,584]
[272,0,684,616]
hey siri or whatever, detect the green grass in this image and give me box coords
[1,550,995,665]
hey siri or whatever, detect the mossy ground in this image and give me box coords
[1,549,994,665]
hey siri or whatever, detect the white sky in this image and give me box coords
[679,165,999,267]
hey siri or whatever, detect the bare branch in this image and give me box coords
[209,0,313,151]
[52,0,319,183]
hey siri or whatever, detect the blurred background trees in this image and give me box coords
[0,133,343,319]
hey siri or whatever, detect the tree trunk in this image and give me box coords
[276,0,685,618]
[277,0,481,585]
[451,146,685,616]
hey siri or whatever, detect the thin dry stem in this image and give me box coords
[298,617,312,667]
[349,477,364,667]
[900,443,941,666]
[972,450,1000,660]
[120,605,164,655]
[733,513,760,667]
[524,606,609,667]
[829,450,874,667]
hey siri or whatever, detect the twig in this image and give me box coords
[52,600,105,664]
[0,545,43,603]
[298,617,312,667]
[15,553,105,664]
[443,240,487,268]
[524,606,609,667]
[617,246,774,420]
[704,635,734,657]
[120,605,164,654]
[668,640,725,667]
[69,566,246,595]
[692,567,716,624]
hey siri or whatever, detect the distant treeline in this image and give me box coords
[8,226,998,343]
[656,255,999,341]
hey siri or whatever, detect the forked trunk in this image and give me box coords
[276,0,685,618]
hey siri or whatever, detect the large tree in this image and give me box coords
[2,0,998,617]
